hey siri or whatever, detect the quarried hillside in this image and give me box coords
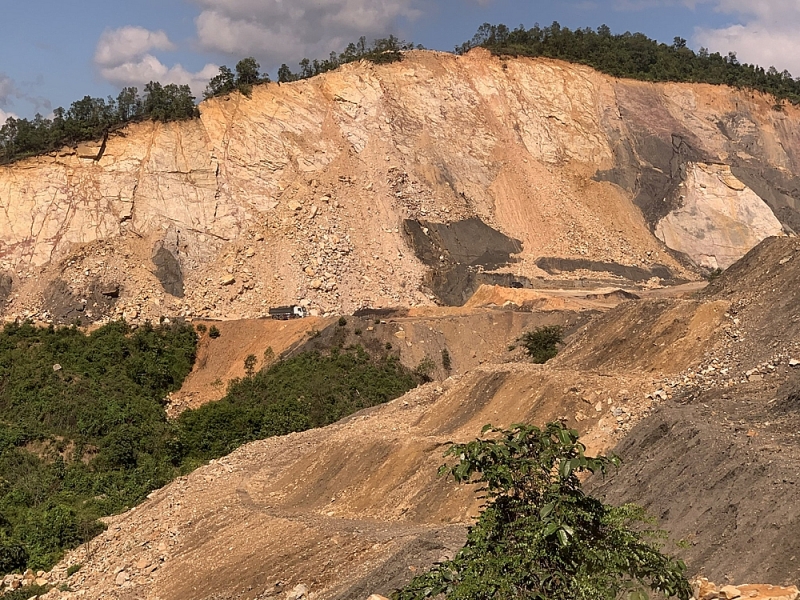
[0,50,797,323]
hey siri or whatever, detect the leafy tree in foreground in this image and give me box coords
[394,422,691,600]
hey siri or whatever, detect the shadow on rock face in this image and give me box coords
[152,242,184,298]
[43,279,121,324]
[535,257,681,284]
[404,217,523,306]
[0,273,12,306]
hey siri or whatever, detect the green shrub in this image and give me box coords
[354,328,362,336]
[244,354,257,377]
[441,348,452,372]
[395,423,691,600]
[195,323,207,334]
[208,325,221,339]
[519,325,564,364]
[1,583,50,600]
[338,317,347,327]
[67,564,81,577]
[175,346,417,463]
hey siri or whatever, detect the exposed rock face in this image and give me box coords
[0,50,798,320]
[656,163,785,269]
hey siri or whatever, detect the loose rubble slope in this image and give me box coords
[28,236,800,600]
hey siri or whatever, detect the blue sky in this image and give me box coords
[1,0,797,122]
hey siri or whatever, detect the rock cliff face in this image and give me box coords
[0,49,798,321]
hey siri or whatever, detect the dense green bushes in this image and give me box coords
[0,321,418,573]
[459,22,800,105]
[175,346,417,465]
[0,320,197,570]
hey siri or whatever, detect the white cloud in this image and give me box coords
[99,56,219,97]
[0,108,17,127]
[93,26,218,98]
[95,26,176,67]
[190,0,422,65]
[694,0,800,76]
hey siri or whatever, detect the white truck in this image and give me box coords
[268,305,308,320]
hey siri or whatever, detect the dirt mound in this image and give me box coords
[171,307,599,412]
[168,317,335,412]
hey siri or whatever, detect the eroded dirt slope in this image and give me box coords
[2,51,799,323]
[37,238,800,600]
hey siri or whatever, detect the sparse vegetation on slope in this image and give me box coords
[0,321,418,574]
[395,423,691,600]
[175,346,418,466]
[459,22,800,105]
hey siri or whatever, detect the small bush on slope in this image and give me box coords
[519,325,564,364]
[395,422,691,600]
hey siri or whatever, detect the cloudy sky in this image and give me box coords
[1,0,797,123]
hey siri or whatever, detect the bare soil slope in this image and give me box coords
[590,236,800,586]
[43,240,800,600]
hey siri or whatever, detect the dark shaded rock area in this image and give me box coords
[403,217,523,305]
[535,257,678,283]
[596,132,709,228]
[595,85,712,229]
[731,163,800,234]
[0,272,12,305]
[43,279,121,324]
[152,243,184,298]
[588,379,800,586]
[329,528,466,600]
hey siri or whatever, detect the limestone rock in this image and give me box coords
[655,164,784,270]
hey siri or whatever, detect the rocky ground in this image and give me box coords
[11,237,796,600]
[3,50,800,325]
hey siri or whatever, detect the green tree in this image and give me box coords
[395,423,691,600]
[244,354,257,377]
[235,57,269,96]
[519,325,564,363]
[204,65,236,99]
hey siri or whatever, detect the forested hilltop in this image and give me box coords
[2,23,799,166]
[458,22,800,105]
[0,36,413,166]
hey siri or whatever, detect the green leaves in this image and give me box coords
[458,22,800,106]
[394,422,691,600]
